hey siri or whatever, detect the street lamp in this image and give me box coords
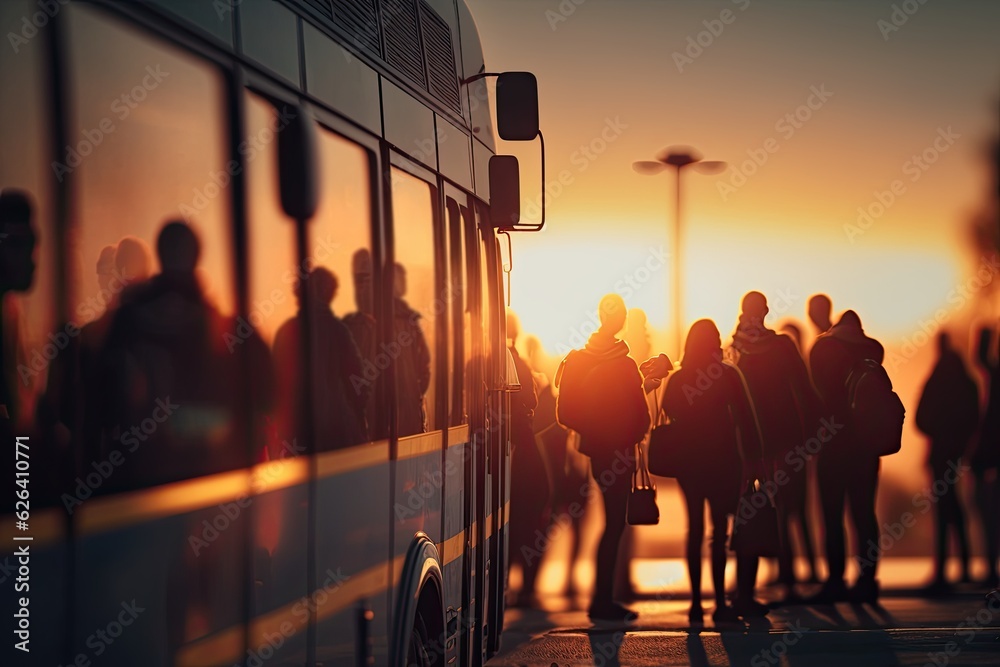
[633,146,726,360]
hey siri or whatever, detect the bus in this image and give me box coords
[0,0,540,664]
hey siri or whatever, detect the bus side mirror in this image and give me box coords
[496,72,538,141]
[489,155,520,228]
[278,105,319,221]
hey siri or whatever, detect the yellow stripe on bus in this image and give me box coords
[446,424,469,448]
[315,439,389,479]
[176,553,404,667]
[171,498,504,666]
[78,457,309,537]
[439,530,465,566]
[396,432,442,460]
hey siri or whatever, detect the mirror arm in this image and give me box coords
[508,131,546,233]
[460,72,502,85]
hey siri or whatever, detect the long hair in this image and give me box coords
[682,319,722,367]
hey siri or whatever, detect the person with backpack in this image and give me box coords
[727,291,820,612]
[659,319,762,623]
[809,309,896,604]
[915,332,979,593]
[555,293,651,622]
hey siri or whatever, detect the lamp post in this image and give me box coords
[633,146,726,359]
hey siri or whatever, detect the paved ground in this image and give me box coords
[489,584,1000,666]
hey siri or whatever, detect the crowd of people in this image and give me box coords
[505,291,1000,624]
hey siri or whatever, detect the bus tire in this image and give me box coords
[393,534,445,667]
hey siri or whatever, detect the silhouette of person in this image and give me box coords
[343,249,378,435]
[273,266,368,451]
[809,309,885,603]
[618,307,653,601]
[0,189,37,436]
[728,291,819,611]
[624,308,652,364]
[780,320,804,354]
[972,325,1000,588]
[660,319,761,623]
[774,317,821,585]
[808,294,833,336]
[42,238,154,467]
[392,263,431,436]
[526,335,590,597]
[96,220,233,487]
[555,293,650,622]
[81,238,152,365]
[506,312,550,606]
[915,332,978,592]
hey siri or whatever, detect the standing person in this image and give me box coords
[809,310,886,603]
[392,263,431,436]
[505,311,549,607]
[915,332,978,593]
[728,291,819,610]
[555,294,651,622]
[808,294,833,337]
[776,318,821,585]
[972,325,1000,588]
[659,319,761,623]
[617,307,653,600]
[273,267,369,452]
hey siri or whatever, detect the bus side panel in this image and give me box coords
[74,504,246,666]
[442,433,468,656]
[249,480,310,665]
[313,457,392,666]
[391,443,444,642]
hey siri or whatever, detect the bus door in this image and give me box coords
[438,189,465,662]
[475,203,507,659]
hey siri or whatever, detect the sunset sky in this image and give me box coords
[467,0,1000,362]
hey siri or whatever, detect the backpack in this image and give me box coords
[555,350,602,436]
[555,350,647,452]
[845,358,905,456]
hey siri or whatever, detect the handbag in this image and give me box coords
[627,444,659,526]
[730,478,781,558]
[647,407,694,478]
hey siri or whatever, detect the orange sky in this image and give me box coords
[468,0,999,528]
[467,0,999,358]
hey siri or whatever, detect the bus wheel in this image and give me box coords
[406,613,433,667]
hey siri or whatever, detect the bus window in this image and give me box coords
[247,104,376,454]
[446,196,469,426]
[65,4,238,488]
[390,167,437,436]
[309,127,376,448]
[243,92,298,464]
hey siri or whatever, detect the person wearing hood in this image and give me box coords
[555,293,650,622]
[728,291,820,608]
[809,309,885,603]
[915,332,978,593]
